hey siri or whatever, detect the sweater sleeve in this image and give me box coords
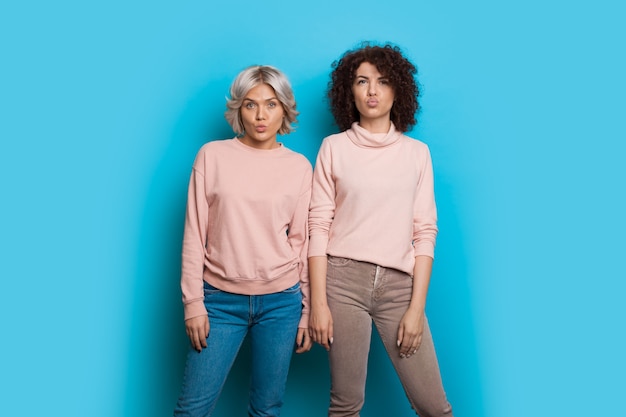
[308,138,336,257]
[412,145,438,259]
[288,165,313,328]
[180,151,210,320]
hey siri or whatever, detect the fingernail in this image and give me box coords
[330,337,334,344]
[397,340,400,347]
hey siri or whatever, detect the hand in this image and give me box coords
[309,305,334,351]
[396,308,424,358]
[185,315,209,352]
[295,328,312,353]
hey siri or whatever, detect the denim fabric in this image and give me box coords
[174,281,302,417]
[325,256,452,417]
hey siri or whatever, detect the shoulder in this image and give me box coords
[279,146,313,173]
[192,139,235,170]
[400,134,429,150]
[196,138,234,157]
[318,131,350,155]
[322,131,349,146]
[399,134,432,158]
[200,138,235,151]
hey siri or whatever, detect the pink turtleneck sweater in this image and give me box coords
[181,138,312,328]
[308,123,438,275]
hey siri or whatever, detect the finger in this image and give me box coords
[328,322,334,348]
[404,333,424,358]
[397,325,405,349]
[197,318,209,349]
[190,331,201,352]
[186,326,195,349]
[303,333,313,352]
[295,329,305,348]
[304,331,312,347]
[193,326,206,351]
[413,335,423,353]
[296,331,312,353]
[400,335,415,357]
[314,328,323,344]
[311,320,332,350]
[319,327,330,350]
[195,329,203,352]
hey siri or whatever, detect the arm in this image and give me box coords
[290,165,313,353]
[397,143,438,358]
[307,139,336,351]
[397,255,432,358]
[181,151,210,351]
[308,255,333,351]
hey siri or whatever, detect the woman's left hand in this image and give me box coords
[295,327,312,353]
[397,307,425,358]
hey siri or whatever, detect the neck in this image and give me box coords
[238,135,279,150]
[358,118,391,134]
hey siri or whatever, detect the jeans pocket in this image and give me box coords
[203,281,222,295]
[281,282,301,294]
[327,255,352,267]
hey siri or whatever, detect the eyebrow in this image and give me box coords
[242,96,278,103]
[355,75,389,81]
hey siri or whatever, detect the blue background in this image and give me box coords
[1,1,624,416]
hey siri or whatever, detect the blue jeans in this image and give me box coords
[174,281,302,417]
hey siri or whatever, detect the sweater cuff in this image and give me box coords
[413,242,435,259]
[184,299,208,321]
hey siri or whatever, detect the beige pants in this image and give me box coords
[325,256,453,417]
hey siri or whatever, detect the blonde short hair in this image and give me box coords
[225,65,298,135]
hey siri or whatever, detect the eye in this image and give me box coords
[356,79,367,85]
[380,79,389,85]
[268,101,277,108]
[244,102,256,109]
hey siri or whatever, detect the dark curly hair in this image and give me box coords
[328,42,420,133]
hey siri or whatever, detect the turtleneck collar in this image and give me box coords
[345,122,402,148]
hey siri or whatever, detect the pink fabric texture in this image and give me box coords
[308,122,438,275]
[181,138,312,328]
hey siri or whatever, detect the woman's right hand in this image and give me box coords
[185,315,209,352]
[309,305,334,351]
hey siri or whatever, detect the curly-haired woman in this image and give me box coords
[308,43,453,417]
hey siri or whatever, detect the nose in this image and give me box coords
[367,82,377,96]
[256,106,266,120]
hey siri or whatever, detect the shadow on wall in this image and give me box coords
[122,76,233,416]
[425,158,486,415]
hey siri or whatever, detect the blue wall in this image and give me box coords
[1,1,624,416]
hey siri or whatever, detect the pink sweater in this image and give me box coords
[308,122,438,275]
[181,138,312,328]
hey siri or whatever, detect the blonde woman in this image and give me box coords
[174,65,312,417]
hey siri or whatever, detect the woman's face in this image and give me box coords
[351,61,395,132]
[239,83,285,149]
